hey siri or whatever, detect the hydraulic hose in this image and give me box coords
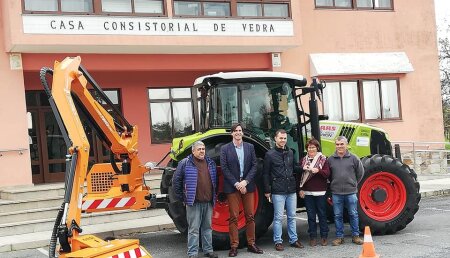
[49,202,65,258]
[39,67,53,98]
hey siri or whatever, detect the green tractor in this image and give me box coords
[160,71,420,249]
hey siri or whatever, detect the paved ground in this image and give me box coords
[0,174,450,257]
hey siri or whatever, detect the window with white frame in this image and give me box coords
[323,79,400,122]
[315,0,392,9]
[23,0,164,14]
[148,88,194,143]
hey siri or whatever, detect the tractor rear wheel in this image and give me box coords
[358,154,420,235]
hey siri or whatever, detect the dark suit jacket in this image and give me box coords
[220,141,257,194]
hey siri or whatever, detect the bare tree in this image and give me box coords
[439,24,450,138]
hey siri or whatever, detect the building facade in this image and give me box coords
[0,0,443,187]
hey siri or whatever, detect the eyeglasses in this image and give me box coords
[307,146,317,149]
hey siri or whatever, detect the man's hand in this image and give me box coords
[240,187,247,194]
[311,167,319,173]
[235,182,243,191]
[299,190,305,199]
[238,180,248,188]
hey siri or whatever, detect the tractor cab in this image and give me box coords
[193,71,309,162]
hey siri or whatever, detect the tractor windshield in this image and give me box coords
[206,81,298,148]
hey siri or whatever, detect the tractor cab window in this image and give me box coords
[207,81,298,149]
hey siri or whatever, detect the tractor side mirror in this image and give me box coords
[289,126,299,142]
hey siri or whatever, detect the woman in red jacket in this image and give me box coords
[299,138,330,247]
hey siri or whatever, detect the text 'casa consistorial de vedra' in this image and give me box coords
[22,15,294,36]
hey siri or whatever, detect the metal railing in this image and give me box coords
[391,141,450,174]
[0,148,28,157]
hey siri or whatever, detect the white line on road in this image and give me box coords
[404,233,431,238]
[424,207,450,212]
[37,248,49,256]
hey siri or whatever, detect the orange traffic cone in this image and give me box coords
[359,226,380,258]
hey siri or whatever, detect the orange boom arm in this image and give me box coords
[41,56,153,258]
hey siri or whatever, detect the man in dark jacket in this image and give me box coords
[172,141,218,258]
[328,136,364,246]
[263,129,303,251]
[220,123,263,257]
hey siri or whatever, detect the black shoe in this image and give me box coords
[204,252,218,258]
[275,243,284,251]
[290,241,304,248]
[247,244,263,254]
[228,248,238,257]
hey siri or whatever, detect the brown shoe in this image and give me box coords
[309,239,317,247]
[290,241,304,248]
[275,243,284,251]
[228,247,238,257]
[332,238,344,246]
[352,236,364,245]
[247,244,263,254]
[321,238,328,246]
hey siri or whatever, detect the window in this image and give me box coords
[323,79,400,122]
[356,0,392,9]
[237,2,289,18]
[149,88,194,143]
[102,0,164,13]
[315,0,392,10]
[323,81,360,121]
[173,0,289,18]
[174,1,231,17]
[23,0,165,15]
[24,0,58,12]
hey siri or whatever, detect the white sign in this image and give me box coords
[320,124,340,139]
[356,136,370,147]
[22,15,294,37]
[272,53,281,67]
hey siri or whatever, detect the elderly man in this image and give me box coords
[172,141,218,258]
[328,136,364,246]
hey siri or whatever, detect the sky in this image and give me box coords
[435,0,450,37]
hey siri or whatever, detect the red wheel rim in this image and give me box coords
[212,167,259,233]
[359,172,407,221]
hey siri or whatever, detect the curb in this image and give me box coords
[420,189,450,198]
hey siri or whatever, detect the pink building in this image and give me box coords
[0,0,443,186]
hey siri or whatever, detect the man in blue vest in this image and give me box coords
[172,141,218,258]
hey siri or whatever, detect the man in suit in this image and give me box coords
[220,123,264,257]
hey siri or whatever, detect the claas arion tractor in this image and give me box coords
[160,71,420,249]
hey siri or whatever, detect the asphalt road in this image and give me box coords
[2,195,450,258]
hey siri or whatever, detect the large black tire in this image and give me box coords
[161,165,188,234]
[358,154,420,235]
[160,140,273,250]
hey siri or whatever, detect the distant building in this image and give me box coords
[0,0,443,186]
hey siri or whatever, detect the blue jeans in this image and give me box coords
[272,193,298,244]
[304,195,329,239]
[332,193,360,238]
[186,202,213,256]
